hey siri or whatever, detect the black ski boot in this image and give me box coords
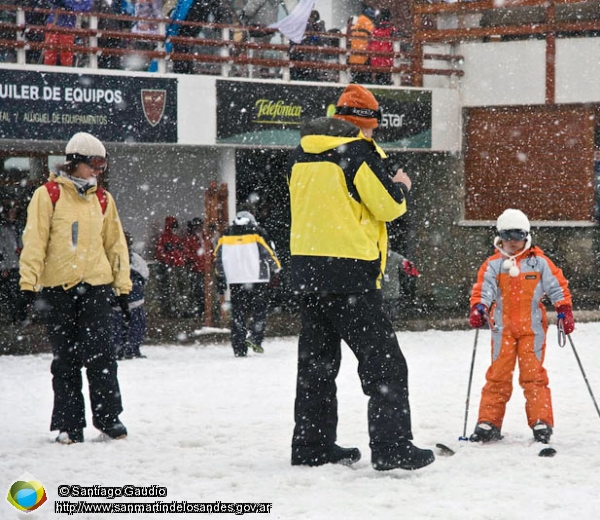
[55,430,84,444]
[95,419,128,440]
[469,421,502,443]
[532,421,552,444]
[291,444,361,466]
[371,441,435,471]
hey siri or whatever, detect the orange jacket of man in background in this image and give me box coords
[348,12,375,65]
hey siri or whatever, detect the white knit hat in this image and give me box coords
[65,132,106,158]
[496,209,530,232]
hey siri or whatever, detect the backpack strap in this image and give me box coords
[44,181,108,214]
[44,181,61,207]
[95,186,108,214]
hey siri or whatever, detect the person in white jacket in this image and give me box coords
[214,211,281,357]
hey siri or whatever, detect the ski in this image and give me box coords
[435,443,456,457]
[435,442,557,458]
[538,446,557,457]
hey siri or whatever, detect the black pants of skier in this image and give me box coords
[292,290,413,452]
[41,283,123,433]
[229,283,269,356]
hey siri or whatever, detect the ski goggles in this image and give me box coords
[498,229,528,241]
[335,105,383,124]
[67,153,108,172]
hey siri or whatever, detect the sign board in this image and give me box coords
[0,69,177,142]
[216,80,432,149]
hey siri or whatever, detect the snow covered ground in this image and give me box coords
[3,321,600,519]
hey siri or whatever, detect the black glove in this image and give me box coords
[14,290,37,326]
[117,294,131,324]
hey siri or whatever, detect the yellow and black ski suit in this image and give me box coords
[288,117,415,456]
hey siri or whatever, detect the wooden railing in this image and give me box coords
[412,0,600,91]
[0,3,463,87]
[414,0,600,41]
[3,2,599,89]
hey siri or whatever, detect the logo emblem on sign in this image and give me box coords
[141,89,166,126]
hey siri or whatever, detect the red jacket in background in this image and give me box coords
[183,230,209,273]
[156,216,185,267]
[368,21,395,68]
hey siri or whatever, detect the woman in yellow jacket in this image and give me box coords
[17,132,132,444]
[469,209,573,445]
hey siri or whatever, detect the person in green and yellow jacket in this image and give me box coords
[16,132,132,445]
[288,84,435,471]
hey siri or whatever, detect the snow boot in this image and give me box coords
[291,444,361,466]
[96,420,128,440]
[245,339,264,354]
[469,421,502,443]
[55,430,84,444]
[532,421,553,444]
[371,441,435,471]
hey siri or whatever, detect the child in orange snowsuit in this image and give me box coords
[468,209,574,445]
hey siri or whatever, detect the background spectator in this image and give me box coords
[214,210,281,357]
[92,0,127,69]
[348,4,379,84]
[0,200,22,324]
[239,0,279,34]
[24,0,50,64]
[0,0,19,63]
[155,215,187,318]
[381,245,419,323]
[44,0,93,67]
[114,231,149,359]
[289,10,326,81]
[183,217,208,319]
[121,0,163,71]
[172,0,235,74]
[367,8,396,85]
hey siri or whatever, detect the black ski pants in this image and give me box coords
[292,290,413,452]
[41,283,123,433]
[229,283,269,355]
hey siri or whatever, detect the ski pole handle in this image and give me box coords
[557,315,566,348]
[482,307,498,333]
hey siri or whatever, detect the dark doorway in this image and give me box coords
[235,148,296,310]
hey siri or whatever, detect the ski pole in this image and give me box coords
[459,327,479,441]
[482,307,498,333]
[566,333,600,422]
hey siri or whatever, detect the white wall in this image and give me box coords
[177,75,218,145]
[431,88,461,152]
[457,40,546,107]
[457,37,600,108]
[556,37,600,103]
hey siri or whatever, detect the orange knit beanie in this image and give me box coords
[333,84,380,129]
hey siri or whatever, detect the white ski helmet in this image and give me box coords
[496,209,530,233]
[494,209,532,277]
